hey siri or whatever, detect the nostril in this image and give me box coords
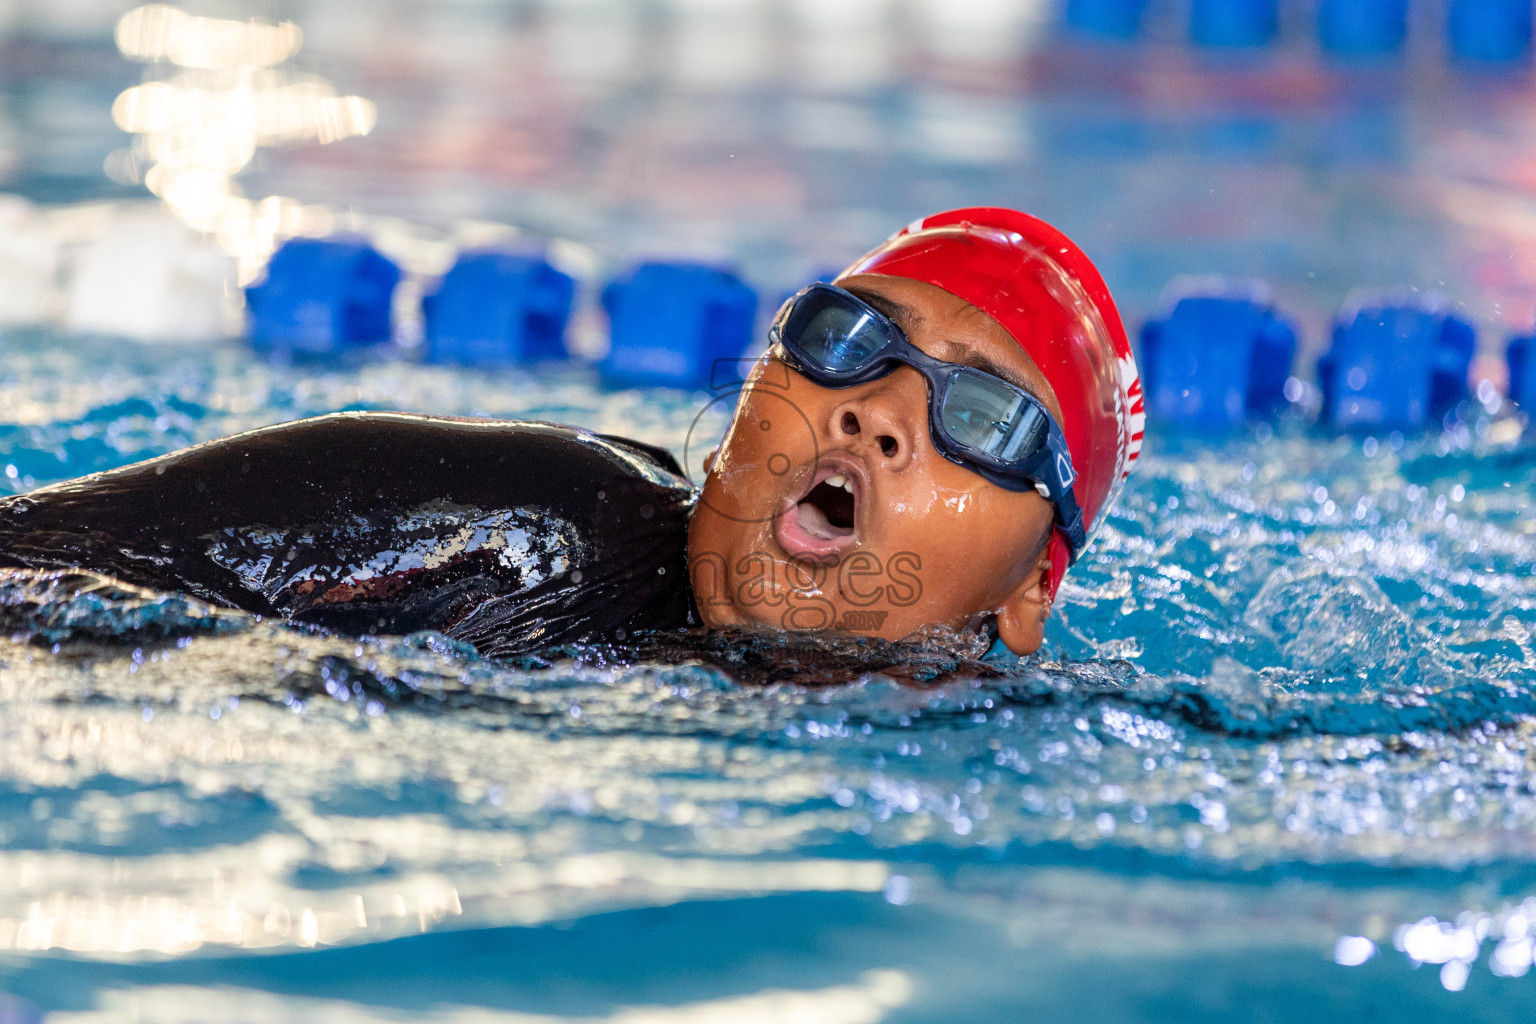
[841,412,859,435]
[878,435,898,458]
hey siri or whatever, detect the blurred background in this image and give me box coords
[3,0,1536,375]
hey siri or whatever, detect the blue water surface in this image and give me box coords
[0,328,1533,1024]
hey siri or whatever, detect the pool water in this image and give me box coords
[0,328,1533,1022]
[6,2,1536,1020]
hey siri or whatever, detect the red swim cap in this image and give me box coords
[840,207,1144,598]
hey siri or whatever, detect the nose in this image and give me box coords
[826,371,922,472]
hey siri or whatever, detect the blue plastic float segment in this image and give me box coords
[1190,0,1280,46]
[1318,0,1409,54]
[422,252,575,365]
[246,237,400,355]
[1317,299,1475,430]
[1064,0,1149,38]
[1140,294,1298,428]
[1448,0,1534,61]
[600,262,758,389]
[1509,333,1536,409]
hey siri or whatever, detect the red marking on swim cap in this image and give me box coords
[841,208,1144,599]
[1047,532,1071,600]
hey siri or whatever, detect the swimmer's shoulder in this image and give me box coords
[7,411,690,503]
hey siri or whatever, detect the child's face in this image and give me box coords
[687,274,1064,654]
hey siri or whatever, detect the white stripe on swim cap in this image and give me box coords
[1114,352,1146,482]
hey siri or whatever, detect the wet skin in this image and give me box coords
[687,273,1066,655]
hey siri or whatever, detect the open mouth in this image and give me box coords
[797,476,856,539]
[774,458,864,559]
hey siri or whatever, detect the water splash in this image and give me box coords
[2,335,1536,989]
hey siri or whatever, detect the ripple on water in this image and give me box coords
[1,335,1535,966]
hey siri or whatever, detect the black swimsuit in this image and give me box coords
[0,412,696,657]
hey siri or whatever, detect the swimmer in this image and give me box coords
[0,208,1142,659]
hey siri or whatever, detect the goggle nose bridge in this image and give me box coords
[771,282,1089,562]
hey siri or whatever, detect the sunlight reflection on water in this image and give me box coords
[0,333,1532,1022]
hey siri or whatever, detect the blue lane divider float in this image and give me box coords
[1317,293,1475,430]
[1318,0,1410,55]
[600,262,758,389]
[246,237,400,356]
[1139,285,1298,429]
[421,251,575,365]
[1190,0,1280,47]
[1508,332,1536,411]
[1064,0,1150,39]
[1448,0,1534,62]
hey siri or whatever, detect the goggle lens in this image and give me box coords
[939,369,1050,463]
[782,300,890,372]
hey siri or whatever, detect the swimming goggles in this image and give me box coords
[768,283,1087,562]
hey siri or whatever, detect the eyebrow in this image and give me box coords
[850,289,924,332]
[952,350,1045,399]
[845,286,1048,404]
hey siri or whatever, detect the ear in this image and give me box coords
[703,446,719,475]
[994,548,1054,655]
